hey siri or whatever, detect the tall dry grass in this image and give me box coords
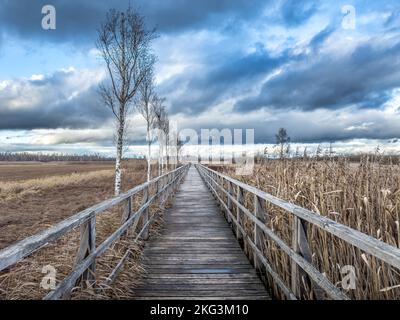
[0,160,175,299]
[217,156,400,299]
[0,170,115,202]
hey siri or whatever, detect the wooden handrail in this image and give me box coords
[195,163,400,300]
[0,164,189,299]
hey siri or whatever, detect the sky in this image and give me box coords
[0,0,400,157]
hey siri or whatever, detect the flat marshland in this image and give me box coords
[0,161,135,248]
[0,160,165,299]
[212,156,400,299]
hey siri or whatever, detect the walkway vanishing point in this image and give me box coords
[132,166,270,300]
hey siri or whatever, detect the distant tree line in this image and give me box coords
[0,152,114,162]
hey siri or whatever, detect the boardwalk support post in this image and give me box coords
[292,217,325,300]
[254,194,266,272]
[226,181,233,225]
[236,186,244,243]
[141,187,150,240]
[73,215,96,292]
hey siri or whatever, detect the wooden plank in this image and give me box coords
[143,273,259,279]
[140,187,150,240]
[135,284,266,291]
[254,194,267,272]
[135,296,269,300]
[133,290,269,297]
[141,279,263,285]
[132,166,270,300]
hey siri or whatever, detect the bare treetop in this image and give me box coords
[97,7,156,119]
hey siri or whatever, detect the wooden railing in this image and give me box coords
[195,164,400,300]
[0,164,189,300]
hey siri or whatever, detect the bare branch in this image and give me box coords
[96,6,157,194]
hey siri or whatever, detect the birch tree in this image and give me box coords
[137,68,157,182]
[97,7,155,195]
[162,115,170,172]
[153,99,168,175]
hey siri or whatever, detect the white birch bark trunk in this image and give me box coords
[115,124,123,195]
[146,124,151,182]
[114,106,125,196]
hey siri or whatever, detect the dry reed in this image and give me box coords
[0,161,175,300]
[215,156,400,299]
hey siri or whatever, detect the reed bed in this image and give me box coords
[0,160,174,300]
[215,156,400,299]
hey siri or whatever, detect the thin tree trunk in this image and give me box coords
[158,144,162,176]
[161,145,164,174]
[165,142,168,172]
[115,108,125,196]
[115,125,124,195]
[146,125,151,182]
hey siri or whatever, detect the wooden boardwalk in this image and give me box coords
[132,166,270,300]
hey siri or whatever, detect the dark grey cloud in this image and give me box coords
[0,69,110,130]
[161,44,291,114]
[1,0,400,147]
[235,37,400,112]
[0,0,270,45]
[160,23,334,116]
[176,108,400,145]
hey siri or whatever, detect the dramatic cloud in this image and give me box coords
[0,68,110,130]
[1,0,400,153]
[162,44,291,114]
[235,34,400,112]
[0,0,270,44]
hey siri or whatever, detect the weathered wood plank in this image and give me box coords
[132,166,270,300]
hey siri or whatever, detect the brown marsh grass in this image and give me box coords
[0,160,171,299]
[215,156,400,299]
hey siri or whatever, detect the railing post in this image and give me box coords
[121,196,135,238]
[73,215,96,290]
[226,181,233,225]
[291,217,324,299]
[159,176,166,205]
[236,186,244,243]
[141,187,150,240]
[122,196,132,224]
[156,179,160,201]
[163,175,168,202]
[291,216,300,297]
[254,194,267,272]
